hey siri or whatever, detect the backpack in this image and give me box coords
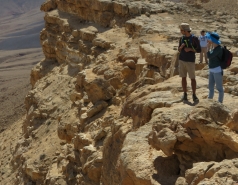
[220,46,233,69]
[181,34,201,53]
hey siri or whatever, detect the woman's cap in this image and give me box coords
[206,32,221,45]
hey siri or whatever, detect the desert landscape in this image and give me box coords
[0,0,45,131]
[1,0,238,185]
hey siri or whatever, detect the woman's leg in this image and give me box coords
[214,72,224,103]
[208,71,215,99]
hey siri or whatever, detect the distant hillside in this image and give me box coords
[0,0,45,17]
[0,0,46,50]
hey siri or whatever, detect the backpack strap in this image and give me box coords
[182,35,196,51]
[181,36,184,45]
[189,35,196,51]
[216,45,223,62]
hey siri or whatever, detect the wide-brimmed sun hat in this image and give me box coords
[206,32,221,45]
[179,23,192,31]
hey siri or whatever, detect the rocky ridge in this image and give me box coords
[1,0,238,185]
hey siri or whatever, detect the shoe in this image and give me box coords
[193,94,199,102]
[181,93,188,101]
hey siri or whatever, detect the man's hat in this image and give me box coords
[179,23,192,31]
[206,32,221,45]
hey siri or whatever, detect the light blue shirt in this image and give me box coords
[199,35,208,47]
[209,66,222,73]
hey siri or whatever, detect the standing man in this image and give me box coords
[178,23,201,102]
[198,30,208,63]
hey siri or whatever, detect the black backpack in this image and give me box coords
[220,46,233,69]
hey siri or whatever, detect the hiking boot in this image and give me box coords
[181,93,188,101]
[193,94,199,102]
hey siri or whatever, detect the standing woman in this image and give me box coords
[206,32,224,103]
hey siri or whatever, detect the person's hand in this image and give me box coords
[180,43,185,49]
[207,40,212,48]
[184,47,192,52]
[179,43,185,51]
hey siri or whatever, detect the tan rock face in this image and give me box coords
[149,100,238,177]
[227,109,238,131]
[3,0,238,185]
[40,0,57,12]
[83,76,116,104]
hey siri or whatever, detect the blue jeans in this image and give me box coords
[208,71,224,103]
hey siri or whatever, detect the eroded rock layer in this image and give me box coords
[2,0,238,185]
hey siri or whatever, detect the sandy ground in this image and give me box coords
[0,49,44,131]
[0,7,45,132]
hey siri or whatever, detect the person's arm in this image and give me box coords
[178,38,185,52]
[192,37,201,53]
[207,47,221,59]
[179,43,185,52]
[207,39,211,51]
[184,47,195,52]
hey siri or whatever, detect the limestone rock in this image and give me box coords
[185,159,238,185]
[150,127,177,156]
[86,101,108,118]
[83,73,116,104]
[139,44,166,68]
[4,0,238,185]
[80,26,98,41]
[121,86,183,128]
[73,133,92,151]
[123,59,136,70]
[113,2,128,16]
[40,0,57,12]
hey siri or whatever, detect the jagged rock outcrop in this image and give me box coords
[2,0,238,185]
[149,100,237,160]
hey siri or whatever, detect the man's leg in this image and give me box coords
[200,50,203,63]
[187,62,199,101]
[182,77,187,93]
[191,79,196,94]
[204,47,208,63]
[179,60,188,101]
[181,77,188,101]
[191,78,199,101]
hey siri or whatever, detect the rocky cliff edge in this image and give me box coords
[1,0,238,185]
